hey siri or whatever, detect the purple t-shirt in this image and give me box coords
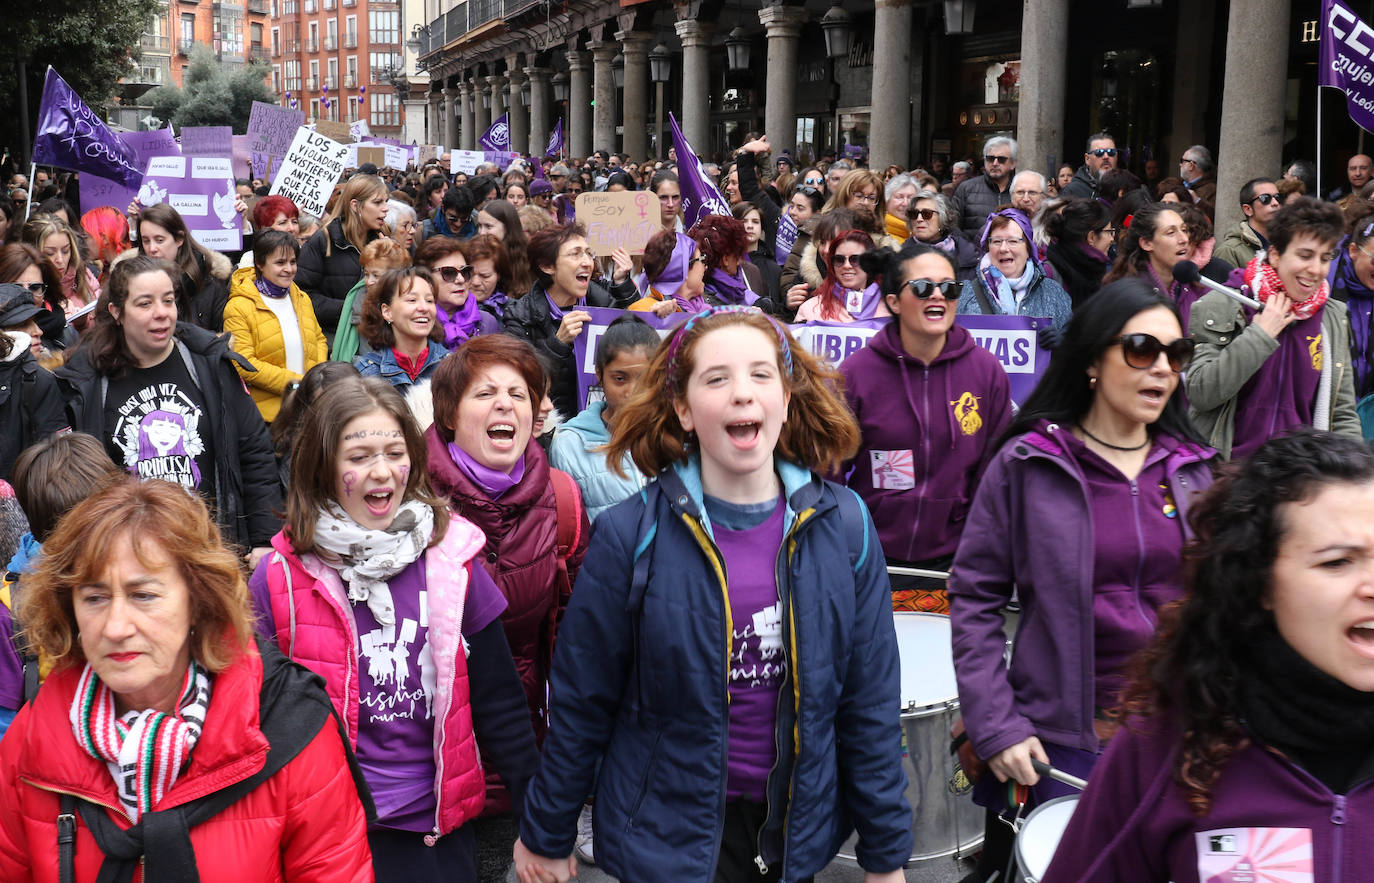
[1060,435,1188,713]
[708,494,787,801]
[1231,309,1323,461]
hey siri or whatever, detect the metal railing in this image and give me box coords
[324,35,337,50]
[141,34,171,52]
[247,0,268,13]
[468,0,500,29]
[344,33,357,48]
[250,45,271,61]
[305,38,318,52]
[344,75,356,88]
[178,38,196,55]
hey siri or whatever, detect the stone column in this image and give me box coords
[568,50,592,158]
[674,20,714,153]
[757,6,807,157]
[527,67,551,157]
[1214,0,1289,234]
[444,84,461,151]
[488,75,508,129]
[506,68,528,156]
[616,32,654,159]
[1167,0,1216,174]
[589,41,618,155]
[460,77,477,150]
[427,91,443,145]
[867,0,914,170]
[473,78,491,147]
[1017,0,1068,176]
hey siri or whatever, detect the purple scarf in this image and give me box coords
[447,441,526,500]
[708,267,759,306]
[482,290,510,320]
[545,290,584,321]
[436,295,483,348]
[1339,251,1374,394]
[255,277,291,299]
[637,232,703,311]
[835,282,885,320]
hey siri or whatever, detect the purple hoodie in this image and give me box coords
[1042,715,1374,882]
[950,422,1214,760]
[840,322,1011,562]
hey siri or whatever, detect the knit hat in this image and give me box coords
[530,179,554,196]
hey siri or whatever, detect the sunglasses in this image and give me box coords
[908,208,940,222]
[1115,333,1195,372]
[1090,148,1118,158]
[804,177,824,186]
[22,281,47,297]
[903,278,959,299]
[796,186,822,198]
[984,155,1011,164]
[831,253,866,266]
[1250,193,1281,206]
[436,264,475,283]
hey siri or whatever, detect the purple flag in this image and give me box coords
[1322,0,1374,132]
[668,113,732,230]
[479,113,511,151]
[546,118,564,157]
[775,210,798,266]
[32,67,143,189]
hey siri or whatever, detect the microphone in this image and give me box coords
[1172,260,1261,310]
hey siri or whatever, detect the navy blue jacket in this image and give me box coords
[520,457,912,880]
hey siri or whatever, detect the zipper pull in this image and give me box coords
[754,855,769,874]
[1333,794,1347,825]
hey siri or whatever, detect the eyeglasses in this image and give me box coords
[444,213,469,226]
[22,282,47,297]
[562,247,597,261]
[435,264,475,283]
[908,208,940,222]
[1098,227,1117,238]
[804,177,824,186]
[903,279,960,299]
[831,252,866,266]
[988,237,1026,249]
[550,174,566,180]
[984,155,1011,164]
[1114,333,1196,372]
[1250,193,1281,206]
[852,193,879,204]
[1179,157,1195,166]
[1089,148,1118,158]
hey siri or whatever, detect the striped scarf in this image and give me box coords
[69,661,211,821]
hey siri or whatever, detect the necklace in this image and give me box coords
[1077,423,1150,452]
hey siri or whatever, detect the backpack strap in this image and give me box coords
[972,274,997,317]
[548,468,582,562]
[57,793,76,883]
[625,486,661,722]
[2,572,40,705]
[835,486,872,573]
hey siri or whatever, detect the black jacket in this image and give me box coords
[502,278,637,418]
[951,173,1012,239]
[183,249,231,333]
[1059,165,1100,200]
[0,340,67,480]
[55,323,283,548]
[295,219,379,341]
[1046,240,1111,307]
[736,154,783,253]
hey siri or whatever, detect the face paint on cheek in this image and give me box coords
[342,471,358,497]
[399,465,411,485]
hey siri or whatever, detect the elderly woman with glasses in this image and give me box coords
[904,188,979,282]
[957,207,1073,332]
[883,173,920,241]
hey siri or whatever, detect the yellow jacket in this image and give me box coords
[225,266,328,422]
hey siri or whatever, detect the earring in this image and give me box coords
[1089,376,1098,389]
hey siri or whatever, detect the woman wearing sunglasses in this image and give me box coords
[795,229,881,323]
[904,188,979,282]
[950,278,1214,880]
[415,236,500,349]
[1187,197,1362,461]
[840,243,1011,613]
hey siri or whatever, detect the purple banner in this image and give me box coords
[32,67,143,188]
[1321,0,1374,132]
[546,118,564,157]
[479,113,511,151]
[668,113,732,231]
[179,126,233,158]
[79,128,182,215]
[775,210,798,266]
[247,101,305,179]
[571,308,1049,410]
[139,155,243,251]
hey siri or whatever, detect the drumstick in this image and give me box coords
[1031,758,1088,791]
[886,566,952,581]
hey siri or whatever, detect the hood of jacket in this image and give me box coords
[665,453,818,541]
[560,400,611,445]
[865,316,976,366]
[1013,418,1214,475]
[204,247,233,282]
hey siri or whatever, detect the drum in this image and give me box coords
[1014,795,1079,882]
[837,612,984,864]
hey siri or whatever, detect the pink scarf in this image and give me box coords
[1246,256,1329,320]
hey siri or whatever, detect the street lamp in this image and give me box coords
[520,78,531,106]
[942,0,976,34]
[611,52,625,90]
[820,5,852,58]
[552,71,569,102]
[405,23,426,56]
[481,88,491,109]
[725,26,751,72]
[648,43,672,83]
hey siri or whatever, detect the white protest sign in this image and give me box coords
[384,145,409,170]
[269,127,350,218]
[139,155,242,251]
[451,149,485,174]
[350,118,371,141]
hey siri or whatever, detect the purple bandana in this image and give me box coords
[447,441,526,500]
[708,267,759,306]
[436,295,483,348]
[255,277,291,299]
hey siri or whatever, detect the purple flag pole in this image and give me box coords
[479,113,511,152]
[668,112,732,230]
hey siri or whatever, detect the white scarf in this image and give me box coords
[313,500,435,626]
[979,253,1035,315]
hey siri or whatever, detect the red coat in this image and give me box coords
[0,643,372,883]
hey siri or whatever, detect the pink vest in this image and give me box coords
[263,518,488,837]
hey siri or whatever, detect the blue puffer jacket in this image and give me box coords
[520,457,912,880]
[547,401,645,523]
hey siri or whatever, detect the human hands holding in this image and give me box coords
[555,309,594,345]
[739,136,771,155]
[513,837,576,883]
[987,735,1048,786]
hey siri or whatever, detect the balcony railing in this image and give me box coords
[247,0,268,13]
[323,0,335,8]
[304,0,317,12]
[272,43,281,56]
[344,75,356,88]
[468,0,499,29]
[178,38,196,55]
[285,76,302,90]
[324,35,337,50]
[343,0,355,7]
[323,75,336,89]
[250,45,270,61]
[344,33,356,48]
[284,38,300,51]
[306,75,319,90]
[305,38,318,52]
[141,34,171,52]
[281,0,298,12]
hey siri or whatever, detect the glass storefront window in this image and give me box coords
[839,109,870,160]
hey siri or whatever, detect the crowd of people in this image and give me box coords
[0,129,1371,883]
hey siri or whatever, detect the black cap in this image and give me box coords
[0,282,41,327]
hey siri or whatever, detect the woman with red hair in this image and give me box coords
[795,229,887,323]
[689,214,777,313]
[79,206,130,287]
[238,196,302,269]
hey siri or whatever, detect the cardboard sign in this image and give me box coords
[247,102,306,178]
[138,155,243,251]
[576,191,661,256]
[269,127,350,217]
[450,149,485,174]
[313,119,353,145]
[179,126,233,158]
[417,145,439,165]
[355,146,385,167]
